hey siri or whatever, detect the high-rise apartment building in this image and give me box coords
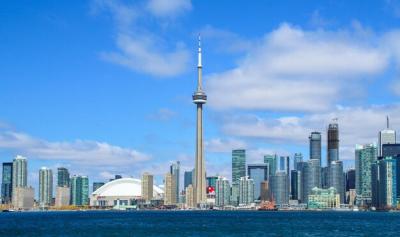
[184,170,194,190]
[170,161,180,202]
[141,172,153,202]
[239,176,254,205]
[55,186,70,207]
[355,144,377,206]
[301,159,321,203]
[215,177,230,207]
[185,184,195,208]
[164,173,176,205]
[39,167,53,207]
[71,175,89,206]
[329,161,344,203]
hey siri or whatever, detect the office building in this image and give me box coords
[329,161,344,203]
[378,117,396,157]
[71,175,89,206]
[264,154,277,177]
[12,156,28,207]
[93,182,105,192]
[170,161,180,202]
[247,164,268,200]
[232,149,246,183]
[239,176,254,205]
[301,159,321,203]
[1,162,13,204]
[378,157,397,209]
[55,186,70,207]
[321,167,329,189]
[293,153,303,170]
[39,167,53,207]
[290,170,301,200]
[309,132,322,165]
[381,144,400,157]
[164,173,176,205]
[355,144,377,206]
[184,170,194,190]
[57,167,70,188]
[327,122,339,166]
[270,171,289,205]
[193,36,207,205]
[230,182,239,206]
[345,169,356,191]
[215,177,230,207]
[141,172,153,202]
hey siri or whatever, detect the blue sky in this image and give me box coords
[1,0,400,191]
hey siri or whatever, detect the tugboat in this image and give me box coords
[258,197,278,211]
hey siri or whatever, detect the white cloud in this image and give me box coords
[205,138,247,153]
[93,0,190,77]
[147,0,192,17]
[0,129,150,167]
[206,23,389,112]
[221,104,400,160]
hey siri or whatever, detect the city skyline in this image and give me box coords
[2,0,400,191]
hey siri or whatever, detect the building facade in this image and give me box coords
[329,161,344,203]
[355,144,377,206]
[71,175,89,206]
[327,122,339,166]
[308,187,340,209]
[141,172,154,202]
[264,154,277,177]
[1,162,13,204]
[215,177,230,207]
[164,173,176,205]
[302,159,321,203]
[55,186,70,207]
[247,164,268,200]
[39,167,53,207]
[170,162,180,203]
[57,167,70,188]
[309,132,322,165]
[232,149,246,183]
[238,176,254,205]
[270,171,289,205]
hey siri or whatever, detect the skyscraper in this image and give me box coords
[260,181,271,201]
[378,116,396,157]
[193,36,207,205]
[215,177,230,207]
[329,161,344,203]
[164,172,176,205]
[293,153,303,171]
[1,162,13,204]
[39,167,53,207]
[57,167,70,187]
[290,170,301,200]
[12,155,27,190]
[92,182,104,192]
[270,171,289,205]
[309,132,322,165]
[71,175,89,206]
[232,149,246,183]
[345,169,356,192]
[378,157,397,209]
[141,172,153,202]
[355,144,377,206]
[327,122,339,166]
[247,164,268,200]
[239,176,255,205]
[170,161,180,202]
[185,185,195,208]
[302,159,321,203]
[264,154,277,177]
[55,186,70,207]
[184,170,194,190]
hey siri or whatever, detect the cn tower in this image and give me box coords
[193,35,207,205]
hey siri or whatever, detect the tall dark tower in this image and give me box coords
[327,119,339,166]
[193,35,207,204]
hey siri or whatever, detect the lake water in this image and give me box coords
[0,211,399,236]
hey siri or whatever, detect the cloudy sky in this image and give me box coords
[1,0,400,191]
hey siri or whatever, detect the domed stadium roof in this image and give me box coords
[92,178,164,198]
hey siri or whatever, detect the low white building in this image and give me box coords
[90,178,164,207]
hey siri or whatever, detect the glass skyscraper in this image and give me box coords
[329,161,344,203]
[247,164,268,200]
[184,170,194,190]
[301,159,321,203]
[12,155,27,189]
[309,132,322,166]
[355,144,377,206]
[92,182,105,192]
[57,167,70,187]
[71,175,89,206]
[1,162,13,204]
[264,154,277,177]
[293,153,303,171]
[232,149,246,183]
[378,157,397,208]
[378,118,396,157]
[270,171,289,205]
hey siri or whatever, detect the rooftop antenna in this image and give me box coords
[387,115,389,129]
